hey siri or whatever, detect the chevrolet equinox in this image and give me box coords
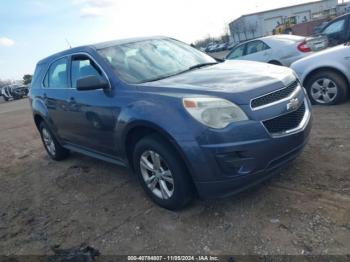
[29,37,312,210]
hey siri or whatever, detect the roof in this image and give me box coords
[230,0,336,24]
[234,34,306,46]
[92,35,167,49]
[37,36,168,65]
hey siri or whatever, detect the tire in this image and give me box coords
[133,134,194,210]
[305,71,348,105]
[3,96,9,101]
[39,122,69,161]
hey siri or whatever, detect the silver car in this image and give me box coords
[291,44,350,105]
[226,35,327,67]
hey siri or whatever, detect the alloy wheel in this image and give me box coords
[311,78,338,104]
[42,128,56,156]
[139,150,174,200]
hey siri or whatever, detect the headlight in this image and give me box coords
[183,97,248,129]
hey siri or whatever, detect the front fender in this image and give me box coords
[114,93,203,162]
[300,62,350,85]
[117,95,201,145]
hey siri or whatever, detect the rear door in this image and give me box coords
[42,57,69,139]
[64,53,117,155]
[242,40,272,62]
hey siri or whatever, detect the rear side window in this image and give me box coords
[31,64,45,89]
[44,57,68,88]
[245,41,270,55]
[322,19,345,35]
[71,55,104,88]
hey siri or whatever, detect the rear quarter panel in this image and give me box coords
[264,39,300,66]
[291,47,350,85]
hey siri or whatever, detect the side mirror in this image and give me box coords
[76,75,109,91]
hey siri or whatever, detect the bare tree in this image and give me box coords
[220,24,230,43]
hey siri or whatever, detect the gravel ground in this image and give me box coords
[0,98,349,256]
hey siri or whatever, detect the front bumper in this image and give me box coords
[194,131,310,199]
[178,98,312,199]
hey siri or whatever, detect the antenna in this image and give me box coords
[65,38,72,49]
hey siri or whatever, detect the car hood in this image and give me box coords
[139,60,296,105]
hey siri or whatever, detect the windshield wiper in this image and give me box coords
[138,70,190,83]
[188,62,218,70]
[139,62,218,83]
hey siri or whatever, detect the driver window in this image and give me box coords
[71,55,105,88]
[323,19,345,35]
[227,44,245,59]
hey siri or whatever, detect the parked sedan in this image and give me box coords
[206,43,219,53]
[226,35,327,66]
[291,43,350,105]
[30,36,311,210]
[215,43,228,52]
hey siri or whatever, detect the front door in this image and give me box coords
[64,54,117,155]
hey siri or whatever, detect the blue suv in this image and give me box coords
[29,37,312,210]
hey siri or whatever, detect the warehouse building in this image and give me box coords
[229,0,338,43]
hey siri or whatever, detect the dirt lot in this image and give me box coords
[0,98,349,256]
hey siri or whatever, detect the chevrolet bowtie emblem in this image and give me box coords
[287,98,299,111]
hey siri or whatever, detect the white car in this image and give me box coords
[291,44,350,105]
[225,35,327,67]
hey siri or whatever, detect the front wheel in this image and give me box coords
[133,135,194,210]
[305,71,348,105]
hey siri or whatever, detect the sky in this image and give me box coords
[0,0,340,79]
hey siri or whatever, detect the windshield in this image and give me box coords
[97,38,216,84]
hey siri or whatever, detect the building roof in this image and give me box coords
[230,0,336,24]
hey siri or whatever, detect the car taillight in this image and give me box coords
[297,41,311,52]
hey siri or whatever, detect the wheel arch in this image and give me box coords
[32,98,50,130]
[303,66,350,90]
[123,121,195,184]
[34,114,45,130]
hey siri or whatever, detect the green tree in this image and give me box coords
[23,74,32,85]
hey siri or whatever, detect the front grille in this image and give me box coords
[263,102,306,134]
[251,81,299,109]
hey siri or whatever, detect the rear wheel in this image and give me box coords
[39,122,69,161]
[305,71,348,105]
[133,135,194,210]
